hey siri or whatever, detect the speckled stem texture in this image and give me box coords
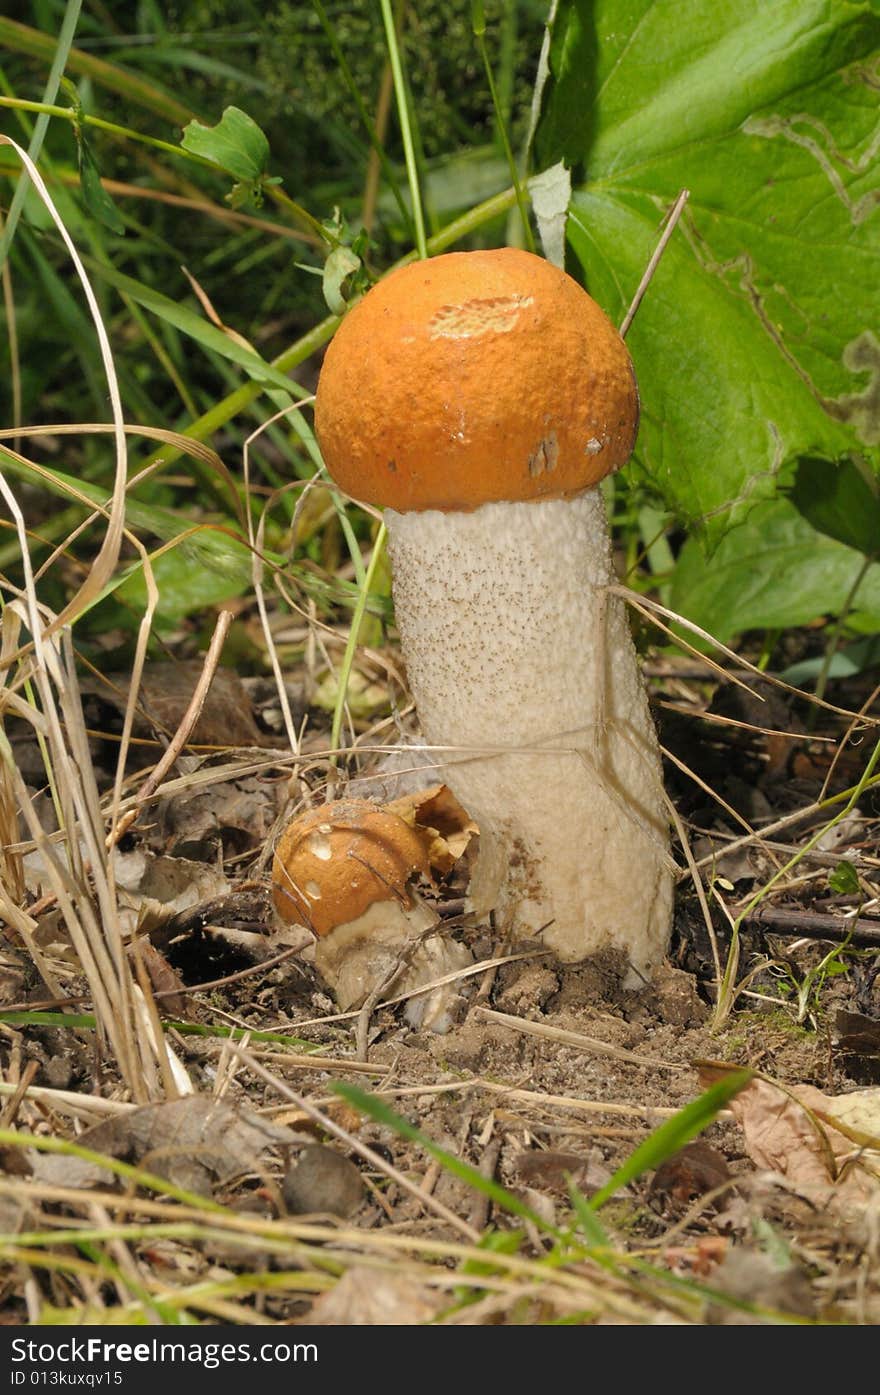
[386,491,672,976]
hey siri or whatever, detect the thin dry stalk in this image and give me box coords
[228,1043,483,1243]
[472,1006,684,1071]
[106,607,233,848]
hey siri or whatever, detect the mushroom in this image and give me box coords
[314,248,672,979]
[272,798,472,1030]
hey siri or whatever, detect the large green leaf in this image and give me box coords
[787,455,880,557]
[669,495,880,645]
[537,0,880,545]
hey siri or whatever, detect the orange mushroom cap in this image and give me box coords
[271,799,430,938]
[314,247,639,513]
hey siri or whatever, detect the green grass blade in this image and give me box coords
[587,1070,753,1212]
[379,0,427,259]
[0,0,83,269]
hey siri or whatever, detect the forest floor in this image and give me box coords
[2,637,879,1325]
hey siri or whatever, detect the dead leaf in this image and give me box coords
[31,1096,299,1196]
[305,1266,444,1325]
[85,661,266,750]
[386,783,478,874]
[129,941,189,1017]
[703,1070,880,1213]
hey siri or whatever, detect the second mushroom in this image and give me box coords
[314,248,672,980]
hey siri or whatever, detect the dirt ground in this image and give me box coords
[2,649,879,1325]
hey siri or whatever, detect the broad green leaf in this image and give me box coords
[180,105,270,182]
[828,860,861,895]
[788,456,880,557]
[781,633,880,684]
[537,0,880,544]
[669,496,880,645]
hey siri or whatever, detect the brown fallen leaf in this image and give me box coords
[305,1266,444,1325]
[700,1068,880,1214]
[30,1096,299,1196]
[85,661,266,750]
[385,783,478,874]
[129,941,189,1018]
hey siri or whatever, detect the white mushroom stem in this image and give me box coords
[385,489,672,978]
[313,899,473,1032]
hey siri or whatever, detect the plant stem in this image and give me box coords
[811,552,874,720]
[0,0,82,270]
[473,11,535,253]
[329,523,388,770]
[379,0,427,260]
[312,0,414,239]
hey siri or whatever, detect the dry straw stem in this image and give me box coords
[472,1006,684,1072]
[0,1148,711,1324]
[0,138,127,633]
[620,189,690,338]
[0,142,184,1098]
[228,1042,482,1243]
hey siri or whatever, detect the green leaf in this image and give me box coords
[322,245,361,316]
[76,136,126,235]
[780,633,880,685]
[537,0,880,544]
[828,859,861,895]
[787,456,880,557]
[669,496,880,645]
[180,105,270,182]
[568,1185,610,1246]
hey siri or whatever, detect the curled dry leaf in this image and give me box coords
[29,1096,299,1196]
[385,783,479,875]
[700,1068,880,1214]
[85,661,266,750]
[305,1265,445,1326]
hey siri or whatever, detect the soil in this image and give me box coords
[2,647,879,1325]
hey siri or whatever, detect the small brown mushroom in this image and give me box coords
[272,799,471,1030]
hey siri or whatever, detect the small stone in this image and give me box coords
[282,1144,365,1219]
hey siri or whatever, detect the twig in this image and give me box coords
[742,905,880,946]
[620,190,689,338]
[472,1006,683,1071]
